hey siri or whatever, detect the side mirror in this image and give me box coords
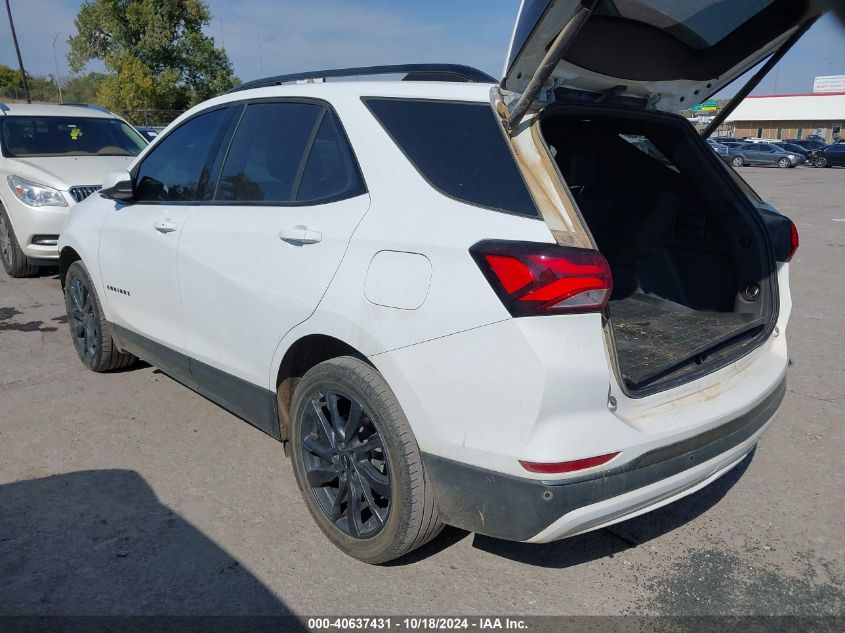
[99,170,134,201]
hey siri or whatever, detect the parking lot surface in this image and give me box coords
[1,167,843,617]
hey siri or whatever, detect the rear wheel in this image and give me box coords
[731,156,744,167]
[777,157,791,168]
[289,356,442,563]
[0,206,39,278]
[64,261,136,372]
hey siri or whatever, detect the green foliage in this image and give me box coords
[0,64,62,102]
[67,0,238,119]
[62,72,107,103]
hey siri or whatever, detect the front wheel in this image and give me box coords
[731,156,744,167]
[816,156,829,168]
[64,261,136,372]
[0,206,39,278]
[288,356,442,563]
[777,157,791,168]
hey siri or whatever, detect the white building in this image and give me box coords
[724,92,845,142]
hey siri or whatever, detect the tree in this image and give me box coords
[67,0,237,119]
[61,72,106,103]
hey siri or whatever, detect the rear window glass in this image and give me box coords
[364,98,539,219]
[594,0,776,49]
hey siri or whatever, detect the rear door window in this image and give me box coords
[364,98,539,219]
[216,102,321,203]
[214,102,365,204]
[295,109,365,203]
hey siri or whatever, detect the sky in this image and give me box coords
[2,0,845,99]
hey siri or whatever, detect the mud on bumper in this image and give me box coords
[422,378,785,542]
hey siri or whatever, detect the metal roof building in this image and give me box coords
[724,93,845,142]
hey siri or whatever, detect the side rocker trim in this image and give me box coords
[111,323,280,439]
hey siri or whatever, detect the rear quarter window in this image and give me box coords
[363,98,540,219]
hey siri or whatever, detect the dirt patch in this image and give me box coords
[644,545,844,616]
[0,307,57,333]
[0,321,58,333]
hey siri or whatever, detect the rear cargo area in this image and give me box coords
[540,106,774,394]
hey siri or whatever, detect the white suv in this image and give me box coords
[0,102,146,277]
[58,1,817,563]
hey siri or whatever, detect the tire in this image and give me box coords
[0,205,39,278]
[731,156,744,167]
[64,261,136,372]
[288,356,443,564]
[777,157,791,168]
[816,156,829,168]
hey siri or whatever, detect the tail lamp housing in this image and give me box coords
[470,240,613,317]
[786,220,799,262]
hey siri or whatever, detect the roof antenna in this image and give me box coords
[4,0,31,104]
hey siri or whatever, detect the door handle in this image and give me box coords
[279,226,322,244]
[153,219,179,234]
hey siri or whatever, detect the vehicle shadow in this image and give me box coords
[0,469,306,630]
[469,448,755,568]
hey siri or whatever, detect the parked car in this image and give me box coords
[134,126,164,142]
[814,143,845,168]
[706,138,730,158]
[728,142,805,168]
[773,141,808,156]
[0,102,147,277]
[59,0,810,563]
[785,138,827,151]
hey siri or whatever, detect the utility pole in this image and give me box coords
[52,32,63,103]
[5,0,31,103]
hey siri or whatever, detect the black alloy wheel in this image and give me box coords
[67,274,99,365]
[0,210,12,270]
[63,261,135,372]
[300,389,391,539]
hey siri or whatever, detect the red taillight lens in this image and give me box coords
[470,241,613,316]
[786,221,799,262]
[519,451,620,474]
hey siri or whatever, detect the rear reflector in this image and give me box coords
[470,240,612,316]
[787,221,799,262]
[519,451,620,474]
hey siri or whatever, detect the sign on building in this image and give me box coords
[813,75,845,93]
[691,100,718,112]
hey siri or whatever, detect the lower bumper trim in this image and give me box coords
[422,377,785,542]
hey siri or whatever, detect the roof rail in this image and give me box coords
[59,102,114,115]
[227,64,496,93]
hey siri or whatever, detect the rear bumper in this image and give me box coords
[422,377,784,543]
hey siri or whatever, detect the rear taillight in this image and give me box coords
[787,221,799,262]
[470,240,613,316]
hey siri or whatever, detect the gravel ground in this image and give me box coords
[0,166,842,618]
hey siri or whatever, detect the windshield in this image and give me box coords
[0,116,147,158]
